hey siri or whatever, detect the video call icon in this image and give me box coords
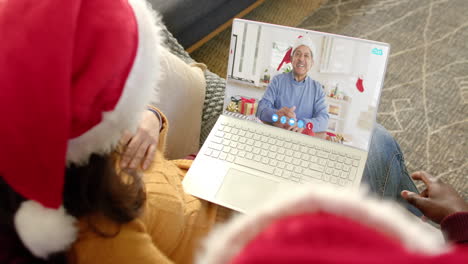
[280,116,287,124]
[272,114,309,130]
[272,114,279,122]
[297,120,304,129]
[372,48,383,56]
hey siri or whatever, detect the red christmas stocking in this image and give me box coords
[356,77,364,93]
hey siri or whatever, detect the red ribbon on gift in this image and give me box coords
[240,97,256,115]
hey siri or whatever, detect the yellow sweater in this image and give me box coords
[68,111,219,264]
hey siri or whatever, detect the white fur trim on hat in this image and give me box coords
[196,184,450,264]
[14,200,77,259]
[292,35,316,58]
[66,0,163,165]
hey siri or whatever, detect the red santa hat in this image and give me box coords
[277,35,315,71]
[196,184,467,263]
[0,0,162,259]
[292,35,315,58]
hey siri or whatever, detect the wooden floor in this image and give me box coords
[186,0,266,54]
[190,0,326,77]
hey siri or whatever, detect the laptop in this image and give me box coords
[183,19,390,213]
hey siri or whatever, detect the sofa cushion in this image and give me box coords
[156,48,207,159]
[157,17,227,146]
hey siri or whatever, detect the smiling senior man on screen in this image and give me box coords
[256,36,329,134]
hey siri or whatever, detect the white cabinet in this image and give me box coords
[319,36,356,74]
[325,97,350,134]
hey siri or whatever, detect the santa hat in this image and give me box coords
[277,35,315,71]
[0,0,162,259]
[292,35,315,58]
[196,184,468,263]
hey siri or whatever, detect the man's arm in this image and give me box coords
[257,76,280,123]
[303,84,328,132]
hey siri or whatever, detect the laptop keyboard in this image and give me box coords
[205,121,362,187]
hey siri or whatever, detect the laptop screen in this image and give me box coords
[223,19,390,151]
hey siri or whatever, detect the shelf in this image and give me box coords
[326,96,351,103]
[328,115,344,121]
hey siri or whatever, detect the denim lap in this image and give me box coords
[361,124,423,217]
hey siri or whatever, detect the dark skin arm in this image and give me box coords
[401,171,468,224]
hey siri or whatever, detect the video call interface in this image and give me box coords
[223,20,389,151]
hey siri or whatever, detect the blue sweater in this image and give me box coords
[257,72,329,132]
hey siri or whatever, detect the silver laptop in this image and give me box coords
[183,19,390,213]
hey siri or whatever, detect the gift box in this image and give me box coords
[238,97,258,116]
[226,96,241,112]
[226,101,238,112]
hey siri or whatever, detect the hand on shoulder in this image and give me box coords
[119,110,161,170]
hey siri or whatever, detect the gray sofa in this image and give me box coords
[148,0,258,49]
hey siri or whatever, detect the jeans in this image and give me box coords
[361,124,423,217]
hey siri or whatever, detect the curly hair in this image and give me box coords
[0,153,146,263]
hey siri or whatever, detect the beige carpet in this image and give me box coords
[300,0,468,199]
[192,0,468,200]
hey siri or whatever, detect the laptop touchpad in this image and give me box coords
[215,168,278,213]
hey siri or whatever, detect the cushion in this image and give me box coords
[157,20,226,145]
[156,47,206,159]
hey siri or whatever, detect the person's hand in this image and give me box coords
[273,106,296,129]
[120,111,160,170]
[272,121,289,129]
[288,125,304,133]
[401,171,468,224]
[276,106,296,119]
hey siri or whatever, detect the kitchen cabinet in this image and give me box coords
[325,96,350,134]
[319,36,356,75]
